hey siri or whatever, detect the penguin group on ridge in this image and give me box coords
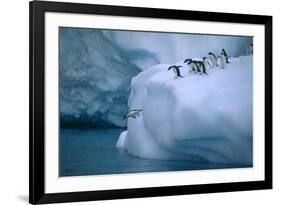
[123,44,255,120]
[168,48,231,78]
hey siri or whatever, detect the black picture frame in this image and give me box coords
[29,0,272,204]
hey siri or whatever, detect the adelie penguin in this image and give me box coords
[220,51,227,69]
[221,49,230,63]
[208,52,219,67]
[123,109,143,119]
[194,60,208,75]
[203,57,212,69]
[184,59,207,75]
[184,59,200,73]
[168,65,184,78]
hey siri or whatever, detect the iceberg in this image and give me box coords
[59,27,252,128]
[117,56,253,165]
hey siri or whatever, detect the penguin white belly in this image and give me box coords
[209,56,216,67]
[192,63,198,73]
[203,60,209,69]
[220,55,226,68]
[188,64,195,72]
[197,64,203,73]
[171,67,179,78]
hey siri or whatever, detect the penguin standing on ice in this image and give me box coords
[168,65,184,78]
[184,59,195,72]
[208,52,219,67]
[184,59,200,73]
[184,58,192,64]
[220,51,227,69]
[194,61,208,75]
[203,57,211,69]
[184,59,207,75]
[221,48,230,63]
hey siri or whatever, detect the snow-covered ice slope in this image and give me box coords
[117,56,253,164]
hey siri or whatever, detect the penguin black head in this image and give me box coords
[168,65,175,70]
[203,57,206,60]
[184,58,192,63]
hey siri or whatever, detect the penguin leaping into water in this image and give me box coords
[123,109,143,119]
[168,65,184,78]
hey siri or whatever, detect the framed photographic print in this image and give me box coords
[29,0,272,204]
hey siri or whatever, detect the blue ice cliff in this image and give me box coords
[59,28,142,127]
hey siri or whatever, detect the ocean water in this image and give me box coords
[60,128,249,177]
